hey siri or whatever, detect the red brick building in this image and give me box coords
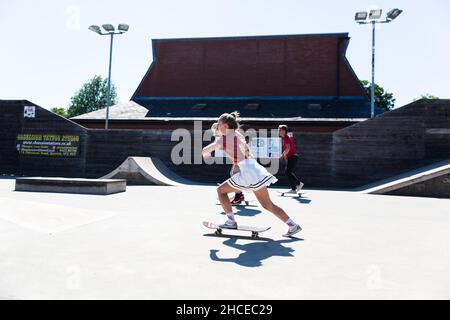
[73,33,379,132]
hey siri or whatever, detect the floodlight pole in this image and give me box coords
[356,9,402,118]
[371,20,376,118]
[357,19,379,118]
[89,25,128,129]
[357,19,389,118]
[106,33,114,129]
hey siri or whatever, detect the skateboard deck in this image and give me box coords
[277,190,307,197]
[203,221,270,238]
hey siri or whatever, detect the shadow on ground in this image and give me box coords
[219,206,263,217]
[205,235,303,267]
[274,192,312,205]
[294,196,312,204]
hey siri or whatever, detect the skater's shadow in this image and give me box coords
[294,197,312,205]
[219,206,262,217]
[208,236,303,268]
[235,206,262,217]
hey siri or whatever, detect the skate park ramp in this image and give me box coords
[101,157,199,186]
[358,159,450,198]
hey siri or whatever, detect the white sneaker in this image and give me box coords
[219,219,238,229]
[296,182,304,192]
[284,189,298,195]
[283,224,302,237]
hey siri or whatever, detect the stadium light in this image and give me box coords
[118,24,129,32]
[88,25,102,35]
[102,24,115,32]
[355,12,368,22]
[369,9,382,20]
[354,9,403,118]
[88,24,130,129]
[386,8,403,21]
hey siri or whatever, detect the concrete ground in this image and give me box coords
[0,178,449,300]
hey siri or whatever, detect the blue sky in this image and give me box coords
[1,0,449,110]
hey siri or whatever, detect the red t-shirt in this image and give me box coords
[282,135,296,159]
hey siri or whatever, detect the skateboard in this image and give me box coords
[203,221,270,238]
[277,190,307,197]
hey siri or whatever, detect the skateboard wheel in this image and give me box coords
[245,201,249,206]
[215,229,222,235]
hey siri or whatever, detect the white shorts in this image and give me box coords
[226,159,278,192]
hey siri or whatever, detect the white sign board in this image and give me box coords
[24,106,36,118]
[250,137,281,158]
[215,137,281,159]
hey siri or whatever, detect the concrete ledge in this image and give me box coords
[359,159,450,198]
[15,177,126,195]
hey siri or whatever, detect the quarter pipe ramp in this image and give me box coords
[101,157,197,186]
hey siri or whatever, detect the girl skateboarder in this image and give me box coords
[229,135,250,205]
[203,112,302,237]
[211,123,249,205]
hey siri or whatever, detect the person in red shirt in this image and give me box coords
[279,125,304,194]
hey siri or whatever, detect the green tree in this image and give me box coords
[360,80,396,112]
[67,75,117,118]
[50,107,68,118]
[414,93,439,101]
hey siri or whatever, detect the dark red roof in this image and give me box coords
[133,33,367,98]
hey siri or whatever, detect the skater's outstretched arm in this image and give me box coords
[202,137,223,158]
[210,249,233,262]
[202,142,217,158]
[223,238,246,251]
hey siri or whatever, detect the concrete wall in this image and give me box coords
[1,99,449,190]
[0,100,88,177]
[82,129,333,187]
[0,100,23,175]
[331,99,450,187]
